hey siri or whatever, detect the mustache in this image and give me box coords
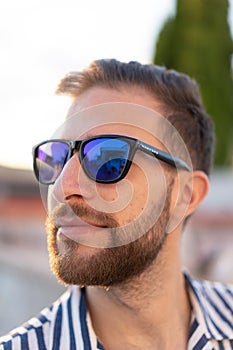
[48,202,119,229]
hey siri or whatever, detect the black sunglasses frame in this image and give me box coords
[32,134,191,185]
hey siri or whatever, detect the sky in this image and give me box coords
[0,0,233,170]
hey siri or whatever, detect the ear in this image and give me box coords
[166,170,209,233]
[184,170,209,217]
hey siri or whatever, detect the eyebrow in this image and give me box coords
[76,132,95,141]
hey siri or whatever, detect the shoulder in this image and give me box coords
[0,306,52,350]
[185,272,233,343]
[0,287,76,350]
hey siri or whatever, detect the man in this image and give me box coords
[0,59,232,350]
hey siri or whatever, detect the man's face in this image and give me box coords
[46,86,184,287]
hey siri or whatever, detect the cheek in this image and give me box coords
[83,158,167,228]
[95,183,119,202]
[112,164,150,225]
[114,160,169,228]
[83,162,149,224]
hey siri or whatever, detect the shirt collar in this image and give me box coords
[64,273,232,348]
[185,272,233,341]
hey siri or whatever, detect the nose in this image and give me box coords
[50,153,93,203]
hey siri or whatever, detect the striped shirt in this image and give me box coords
[0,273,232,350]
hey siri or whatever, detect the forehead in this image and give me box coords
[60,86,167,145]
[51,87,190,163]
[68,86,163,116]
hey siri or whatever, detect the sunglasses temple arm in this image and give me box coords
[138,142,191,172]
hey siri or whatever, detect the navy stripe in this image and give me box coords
[79,288,92,350]
[218,341,225,350]
[24,314,50,332]
[189,318,199,339]
[190,283,228,338]
[204,291,232,329]
[213,287,233,314]
[25,324,34,331]
[52,304,63,350]
[97,340,105,349]
[23,320,47,350]
[35,327,47,350]
[192,334,209,350]
[67,292,76,350]
[190,284,213,335]
[20,333,29,350]
[206,313,228,338]
[226,288,233,298]
[1,341,12,350]
[38,314,50,325]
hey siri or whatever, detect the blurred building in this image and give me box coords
[0,165,65,335]
[0,165,232,335]
[182,168,233,283]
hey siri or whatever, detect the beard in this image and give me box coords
[46,182,172,288]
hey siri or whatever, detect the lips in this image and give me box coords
[55,215,109,246]
[55,215,107,230]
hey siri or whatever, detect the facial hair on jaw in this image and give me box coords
[46,182,172,288]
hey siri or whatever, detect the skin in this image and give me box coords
[48,86,209,350]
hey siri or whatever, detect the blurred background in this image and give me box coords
[0,0,233,336]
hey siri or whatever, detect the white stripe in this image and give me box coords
[206,280,233,309]
[223,339,233,350]
[201,291,233,337]
[11,326,27,335]
[42,320,50,350]
[201,342,215,350]
[203,312,222,340]
[27,328,39,350]
[211,339,233,350]
[48,294,63,350]
[0,335,12,344]
[191,280,232,339]
[59,289,71,350]
[71,286,85,350]
[40,306,52,320]
[11,334,21,349]
[220,289,233,310]
[87,311,98,350]
[28,316,43,328]
[188,321,206,350]
[207,287,233,324]
[188,287,212,338]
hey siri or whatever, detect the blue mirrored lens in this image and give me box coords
[36,141,69,183]
[83,138,130,182]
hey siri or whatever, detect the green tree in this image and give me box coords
[154,0,233,166]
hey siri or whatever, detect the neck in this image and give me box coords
[86,232,191,350]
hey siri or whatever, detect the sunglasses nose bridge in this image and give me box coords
[69,140,81,157]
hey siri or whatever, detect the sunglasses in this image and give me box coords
[32,134,191,185]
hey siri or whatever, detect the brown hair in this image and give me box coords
[56,59,215,175]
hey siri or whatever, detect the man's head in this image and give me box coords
[37,59,214,287]
[57,59,215,175]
